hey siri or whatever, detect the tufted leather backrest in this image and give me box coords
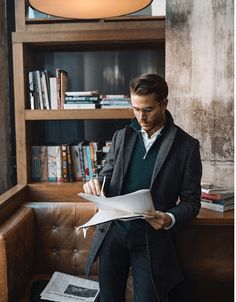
[25,202,98,276]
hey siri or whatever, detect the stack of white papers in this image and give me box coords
[78,189,154,228]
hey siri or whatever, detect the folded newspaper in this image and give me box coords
[78,189,154,228]
[40,272,99,302]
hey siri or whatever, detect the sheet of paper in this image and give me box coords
[78,189,154,229]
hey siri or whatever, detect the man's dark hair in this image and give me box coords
[129,73,168,102]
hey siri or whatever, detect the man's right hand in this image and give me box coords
[83,178,101,196]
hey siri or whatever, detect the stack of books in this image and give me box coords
[64,91,100,109]
[200,184,234,212]
[99,94,131,109]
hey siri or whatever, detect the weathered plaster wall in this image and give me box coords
[166,0,234,189]
[0,1,13,194]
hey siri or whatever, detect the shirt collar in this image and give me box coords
[140,126,164,140]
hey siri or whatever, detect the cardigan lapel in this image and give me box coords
[150,125,177,188]
[122,127,138,180]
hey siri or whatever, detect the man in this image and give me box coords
[83,73,202,302]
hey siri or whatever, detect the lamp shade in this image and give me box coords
[28,0,153,19]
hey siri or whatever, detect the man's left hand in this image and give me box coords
[144,210,172,230]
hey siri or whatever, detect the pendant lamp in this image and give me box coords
[28,0,153,19]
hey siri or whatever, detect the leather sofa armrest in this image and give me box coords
[0,206,34,302]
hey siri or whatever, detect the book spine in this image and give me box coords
[71,145,82,181]
[78,142,86,181]
[67,145,75,182]
[49,77,57,109]
[47,146,57,181]
[28,71,35,109]
[201,201,224,212]
[100,94,129,99]
[65,95,99,102]
[41,71,50,109]
[60,70,68,109]
[32,146,41,180]
[35,70,44,110]
[61,144,69,181]
[55,146,63,182]
[82,145,90,181]
[64,103,96,109]
[40,146,48,181]
[65,90,98,96]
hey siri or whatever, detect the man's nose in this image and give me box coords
[139,110,146,119]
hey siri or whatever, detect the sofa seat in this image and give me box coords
[0,202,135,302]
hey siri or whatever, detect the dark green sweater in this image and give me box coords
[122,123,164,195]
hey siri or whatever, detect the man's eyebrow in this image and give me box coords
[132,106,153,110]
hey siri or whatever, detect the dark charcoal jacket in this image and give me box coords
[85,110,202,297]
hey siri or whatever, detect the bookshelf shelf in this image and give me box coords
[25,109,134,120]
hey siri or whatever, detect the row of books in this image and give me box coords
[28,69,131,110]
[200,184,234,212]
[32,141,111,182]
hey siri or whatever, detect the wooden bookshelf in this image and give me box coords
[12,0,165,185]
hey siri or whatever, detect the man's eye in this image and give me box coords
[143,109,152,113]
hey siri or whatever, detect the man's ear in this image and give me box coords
[162,98,168,108]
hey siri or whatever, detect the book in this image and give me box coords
[34,70,44,110]
[49,77,57,109]
[64,103,96,109]
[100,105,132,109]
[201,191,234,201]
[100,94,130,99]
[56,68,68,109]
[41,71,51,109]
[47,146,58,181]
[67,145,75,182]
[32,146,48,181]
[40,271,100,302]
[202,198,234,206]
[78,142,86,181]
[201,184,228,194]
[56,146,63,182]
[61,144,69,181]
[71,145,82,181]
[201,200,234,212]
[65,90,98,96]
[60,69,68,109]
[65,96,99,102]
[28,71,35,109]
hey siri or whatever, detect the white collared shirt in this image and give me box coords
[140,126,176,230]
[140,127,163,153]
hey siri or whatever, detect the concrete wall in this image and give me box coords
[166,0,234,189]
[0,0,13,194]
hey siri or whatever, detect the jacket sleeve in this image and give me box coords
[97,130,122,191]
[168,139,202,230]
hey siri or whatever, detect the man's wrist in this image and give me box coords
[164,212,176,230]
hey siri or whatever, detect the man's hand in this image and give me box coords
[83,178,101,196]
[144,210,172,230]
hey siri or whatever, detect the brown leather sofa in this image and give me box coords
[0,201,133,302]
[0,188,234,302]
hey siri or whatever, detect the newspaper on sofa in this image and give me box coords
[40,272,99,302]
[78,189,155,229]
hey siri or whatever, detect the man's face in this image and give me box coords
[131,92,167,137]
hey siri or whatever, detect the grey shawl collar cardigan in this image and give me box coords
[85,110,202,297]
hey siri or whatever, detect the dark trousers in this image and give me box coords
[98,220,162,302]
